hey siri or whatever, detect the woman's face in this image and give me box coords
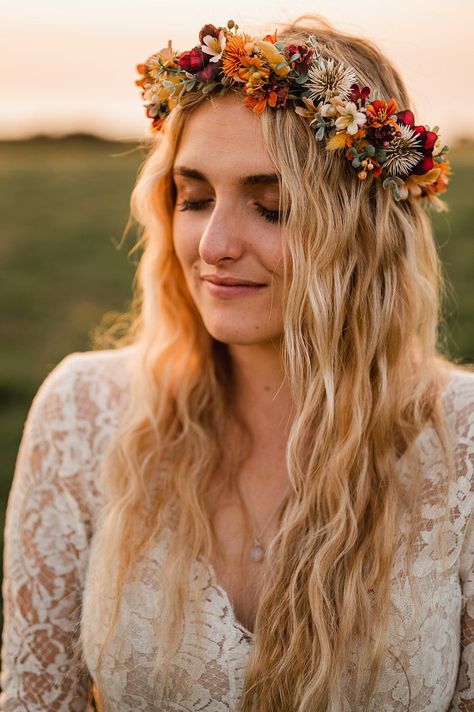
[172,94,284,347]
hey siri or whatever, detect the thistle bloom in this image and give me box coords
[136,20,450,209]
[383,124,424,177]
[307,57,358,100]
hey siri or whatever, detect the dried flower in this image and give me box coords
[383,124,424,177]
[307,57,357,100]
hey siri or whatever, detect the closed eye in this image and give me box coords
[176,199,281,224]
[255,205,281,224]
[176,199,211,212]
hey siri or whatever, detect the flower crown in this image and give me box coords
[136,21,451,210]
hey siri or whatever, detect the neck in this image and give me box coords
[228,340,294,441]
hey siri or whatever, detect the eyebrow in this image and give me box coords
[173,165,279,186]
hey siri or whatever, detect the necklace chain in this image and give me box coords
[237,481,290,563]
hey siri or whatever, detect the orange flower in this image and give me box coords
[366,98,398,128]
[222,34,252,78]
[238,56,270,91]
[408,158,452,197]
[244,91,278,114]
[369,159,382,177]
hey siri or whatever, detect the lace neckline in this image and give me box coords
[197,368,463,642]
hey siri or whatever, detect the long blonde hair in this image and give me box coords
[83,15,466,711]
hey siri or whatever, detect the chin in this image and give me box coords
[201,316,280,347]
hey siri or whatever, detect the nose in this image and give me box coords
[198,199,244,265]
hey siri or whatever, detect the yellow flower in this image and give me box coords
[326,132,349,151]
[238,56,270,91]
[255,40,290,78]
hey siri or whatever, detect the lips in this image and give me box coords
[200,274,266,298]
[201,275,265,287]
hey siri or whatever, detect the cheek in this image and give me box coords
[172,215,197,269]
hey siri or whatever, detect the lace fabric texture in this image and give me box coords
[1,348,473,711]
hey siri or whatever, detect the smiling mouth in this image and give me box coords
[201,275,266,287]
[201,277,266,298]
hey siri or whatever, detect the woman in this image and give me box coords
[1,15,473,712]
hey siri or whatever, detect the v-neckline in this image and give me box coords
[203,557,256,639]
[190,368,462,645]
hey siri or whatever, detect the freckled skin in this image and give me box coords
[172,95,285,348]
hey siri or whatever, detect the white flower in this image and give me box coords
[307,57,357,101]
[201,31,227,63]
[334,101,367,135]
[320,96,346,118]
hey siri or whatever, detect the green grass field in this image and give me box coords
[0,135,473,634]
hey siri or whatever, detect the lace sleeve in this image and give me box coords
[449,512,474,710]
[1,355,95,711]
[449,372,474,711]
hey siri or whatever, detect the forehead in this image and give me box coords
[174,95,276,176]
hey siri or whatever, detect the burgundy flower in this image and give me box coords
[370,123,398,148]
[350,83,371,104]
[285,43,314,75]
[178,46,209,73]
[195,61,221,82]
[199,24,220,44]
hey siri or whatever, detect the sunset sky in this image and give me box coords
[2,0,473,142]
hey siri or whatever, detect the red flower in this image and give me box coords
[350,83,371,104]
[396,110,415,126]
[411,126,438,174]
[285,44,314,75]
[178,46,208,73]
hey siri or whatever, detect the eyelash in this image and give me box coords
[176,199,281,224]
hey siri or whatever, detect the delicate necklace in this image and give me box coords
[237,483,290,563]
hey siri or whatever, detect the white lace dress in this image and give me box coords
[1,348,473,711]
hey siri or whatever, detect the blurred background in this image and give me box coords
[1,0,473,637]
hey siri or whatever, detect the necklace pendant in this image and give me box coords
[249,542,265,562]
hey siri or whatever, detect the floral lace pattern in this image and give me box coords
[1,348,473,711]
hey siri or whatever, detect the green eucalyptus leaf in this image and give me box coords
[295,73,309,85]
